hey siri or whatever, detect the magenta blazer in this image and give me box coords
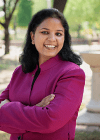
[0,55,85,140]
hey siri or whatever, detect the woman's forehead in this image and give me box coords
[36,18,64,31]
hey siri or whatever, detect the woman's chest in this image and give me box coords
[9,71,57,106]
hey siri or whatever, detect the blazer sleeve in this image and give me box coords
[0,68,85,134]
[0,66,20,103]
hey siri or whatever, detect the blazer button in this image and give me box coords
[18,136,21,140]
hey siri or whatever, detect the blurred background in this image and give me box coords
[0,0,100,55]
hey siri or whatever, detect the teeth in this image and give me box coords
[45,45,55,48]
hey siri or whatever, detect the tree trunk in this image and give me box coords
[53,0,67,13]
[4,25,10,54]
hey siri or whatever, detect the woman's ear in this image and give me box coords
[30,31,35,45]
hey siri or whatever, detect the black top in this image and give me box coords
[31,67,41,91]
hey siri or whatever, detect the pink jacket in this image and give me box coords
[0,55,85,140]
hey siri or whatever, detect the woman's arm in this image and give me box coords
[0,94,55,108]
[0,94,55,133]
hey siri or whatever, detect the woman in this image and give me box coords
[0,8,85,140]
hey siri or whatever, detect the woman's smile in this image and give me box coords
[44,44,56,50]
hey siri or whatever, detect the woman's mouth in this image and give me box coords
[44,45,56,49]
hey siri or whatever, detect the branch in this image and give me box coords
[0,21,5,28]
[8,0,12,15]
[2,0,5,12]
[3,0,6,5]
[8,0,19,21]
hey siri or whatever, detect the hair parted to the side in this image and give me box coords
[20,8,82,73]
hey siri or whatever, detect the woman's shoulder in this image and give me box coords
[12,65,23,75]
[56,55,81,70]
[57,59,85,77]
[14,65,22,71]
[58,59,82,70]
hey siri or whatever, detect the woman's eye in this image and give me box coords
[56,33,62,36]
[41,31,48,34]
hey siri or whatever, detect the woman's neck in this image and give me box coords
[39,55,52,66]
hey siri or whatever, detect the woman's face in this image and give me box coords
[30,18,65,64]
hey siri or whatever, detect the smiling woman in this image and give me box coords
[0,8,85,140]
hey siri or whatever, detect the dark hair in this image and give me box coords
[20,8,82,73]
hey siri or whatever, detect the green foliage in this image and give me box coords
[32,0,54,15]
[17,0,33,27]
[17,0,54,27]
[33,0,47,15]
[64,0,100,32]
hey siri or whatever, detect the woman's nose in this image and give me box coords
[48,33,56,41]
